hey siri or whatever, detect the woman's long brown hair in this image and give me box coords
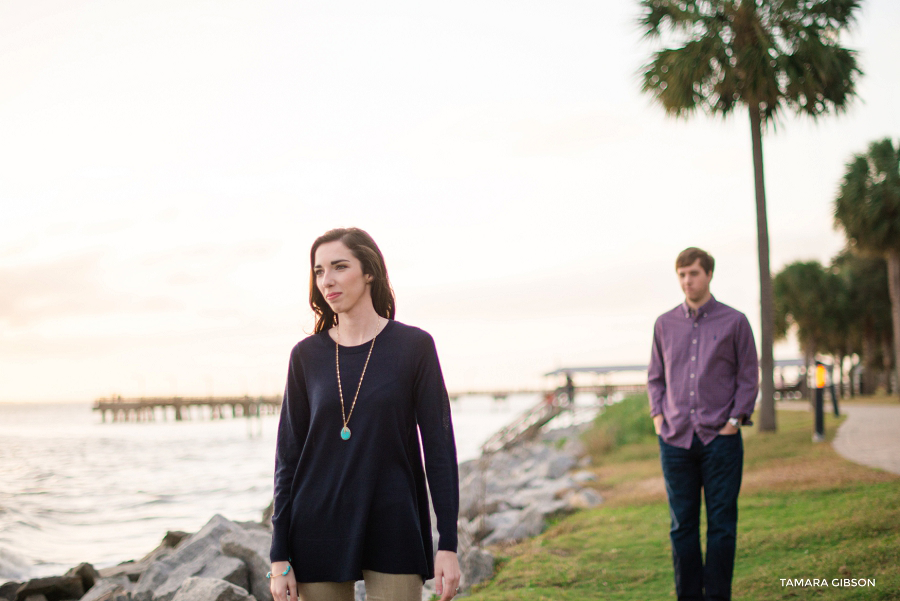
[309,228,396,333]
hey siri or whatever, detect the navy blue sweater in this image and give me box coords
[269,320,459,582]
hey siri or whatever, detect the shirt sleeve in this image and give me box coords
[270,346,311,563]
[647,318,666,417]
[413,332,459,553]
[731,315,759,421]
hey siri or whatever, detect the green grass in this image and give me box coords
[466,401,900,601]
[581,393,657,456]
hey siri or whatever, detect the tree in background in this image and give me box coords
[834,138,900,397]
[638,0,863,430]
[819,262,853,396]
[831,251,893,394]
[775,255,893,397]
[774,261,835,392]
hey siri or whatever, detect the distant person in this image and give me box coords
[647,247,759,601]
[268,228,460,601]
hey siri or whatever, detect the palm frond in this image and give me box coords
[637,0,862,125]
[834,138,900,254]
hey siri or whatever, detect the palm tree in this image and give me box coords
[638,0,863,430]
[834,138,900,396]
[832,250,893,395]
[773,260,834,394]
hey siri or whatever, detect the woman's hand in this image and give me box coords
[269,562,297,601]
[434,550,461,601]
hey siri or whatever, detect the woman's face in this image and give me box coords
[313,240,373,317]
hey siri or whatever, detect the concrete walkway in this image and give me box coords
[831,403,900,476]
[780,400,900,475]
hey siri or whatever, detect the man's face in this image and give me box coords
[676,258,712,303]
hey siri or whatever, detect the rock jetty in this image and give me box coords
[1,423,600,601]
[424,422,601,597]
[0,517,270,601]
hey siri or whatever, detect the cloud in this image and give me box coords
[0,239,284,331]
[0,251,180,328]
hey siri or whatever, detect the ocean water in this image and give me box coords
[0,394,560,582]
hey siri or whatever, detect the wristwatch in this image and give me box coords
[727,417,740,428]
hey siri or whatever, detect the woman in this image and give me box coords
[268,228,461,601]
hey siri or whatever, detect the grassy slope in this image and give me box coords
[466,396,900,601]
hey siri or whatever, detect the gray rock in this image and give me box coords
[480,511,529,545]
[532,499,570,521]
[458,470,484,520]
[98,560,150,584]
[545,454,577,480]
[0,582,22,601]
[133,515,249,601]
[459,547,493,590]
[561,437,586,458]
[14,576,83,601]
[571,470,597,484]
[564,488,603,509]
[480,497,512,516]
[353,581,365,601]
[170,578,254,601]
[481,510,522,537]
[100,530,185,585]
[234,522,269,534]
[23,595,47,601]
[481,499,570,546]
[508,477,576,509]
[196,554,247,593]
[261,501,274,530]
[64,563,100,594]
[80,577,132,601]
[458,459,479,481]
[159,532,190,550]
[221,529,273,601]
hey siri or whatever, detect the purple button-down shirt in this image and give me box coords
[648,296,759,449]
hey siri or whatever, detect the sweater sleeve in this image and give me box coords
[270,346,311,563]
[647,318,666,417]
[413,332,459,553]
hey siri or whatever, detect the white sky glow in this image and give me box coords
[2,0,898,401]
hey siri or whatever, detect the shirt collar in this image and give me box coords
[682,295,717,318]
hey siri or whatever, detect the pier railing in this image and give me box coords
[92,395,281,422]
[92,382,646,425]
[478,383,646,455]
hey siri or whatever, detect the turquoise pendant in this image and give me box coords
[341,426,351,440]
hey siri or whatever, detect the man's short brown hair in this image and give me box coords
[676,247,714,274]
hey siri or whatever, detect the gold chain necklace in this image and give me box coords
[335,318,382,441]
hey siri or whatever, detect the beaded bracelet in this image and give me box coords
[266,565,291,579]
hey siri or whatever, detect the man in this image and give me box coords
[648,247,759,601]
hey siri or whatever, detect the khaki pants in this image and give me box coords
[296,570,422,601]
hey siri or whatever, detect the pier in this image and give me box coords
[92,395,281,423]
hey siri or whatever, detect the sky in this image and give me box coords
[2,0,899,402]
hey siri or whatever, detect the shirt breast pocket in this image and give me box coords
[709,331,736,367]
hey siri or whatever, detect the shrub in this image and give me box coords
[582,393,655,456]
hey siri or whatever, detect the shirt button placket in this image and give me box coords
[691,320,699,416]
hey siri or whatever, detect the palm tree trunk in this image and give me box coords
[862,321,878,394]
[750,105,777,430]
[882,336,894,394]
[848,356,856,397]
[887,249,900,398]
[804,346,814,404]
[831,355,844,399]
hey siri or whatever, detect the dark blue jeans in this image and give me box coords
[659,432,743,601]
